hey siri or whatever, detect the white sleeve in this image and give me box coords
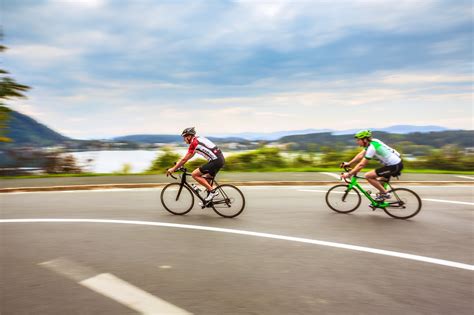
[365,145,375,159]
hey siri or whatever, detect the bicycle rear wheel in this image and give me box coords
[383,188,422,219]
[326,184,361,213]
[161,183,194,215]
[211,184,245,218]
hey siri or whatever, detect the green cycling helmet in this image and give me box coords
[354,129,372,139]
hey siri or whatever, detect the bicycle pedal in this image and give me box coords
[369,205,376,211]
[199,201,212,208]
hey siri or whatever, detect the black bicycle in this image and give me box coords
[161,167,246,218]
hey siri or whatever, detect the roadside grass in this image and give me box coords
[2,168,473,179]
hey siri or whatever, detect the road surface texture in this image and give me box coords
[1,172,473,189]
[1,185,473,314]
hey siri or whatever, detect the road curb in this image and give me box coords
[0,181,472,193]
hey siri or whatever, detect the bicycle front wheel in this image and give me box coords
[383,188,422,219]
[161,183,194,215]
[211,184,245,218]
[326,184,361,213]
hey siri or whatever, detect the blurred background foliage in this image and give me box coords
[147,144,474,173]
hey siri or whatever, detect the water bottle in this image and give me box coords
[191,184,201,193]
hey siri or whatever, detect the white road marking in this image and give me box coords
[299,189,474,207]
[455,175,474,180]
[422,198,474,206]
[82,274,191,315]
[2,188,161,195]
[322,172,342,179]
[299,189,330,193]
[4,218,472,271]
[40,258,191,315]
[2,185,473,195]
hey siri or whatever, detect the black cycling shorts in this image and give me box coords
[199,154,225,177]
[376,162,403,178]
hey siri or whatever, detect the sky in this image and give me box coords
[2,0,473,139]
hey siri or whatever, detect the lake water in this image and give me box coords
[70,149,238,173]
[69,149,307,173]
[70,150,171,173]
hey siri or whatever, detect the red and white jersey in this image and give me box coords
[187,136,222,161]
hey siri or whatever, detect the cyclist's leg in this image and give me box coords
[365,169,387,193]
[192,167,213,192]
[193,157,224,192]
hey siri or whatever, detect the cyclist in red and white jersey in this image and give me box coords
[166,127,225,203]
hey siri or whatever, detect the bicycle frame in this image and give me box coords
[170,169,207,204]
[170,167,229,208]
[345,175,390,208]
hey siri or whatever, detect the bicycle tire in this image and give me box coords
[326,184,361,213]
[161,183,194,215]
[383,188,422,219]
[211,184,245,218]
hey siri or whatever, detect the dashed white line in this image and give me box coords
[1,188,161,195]
[455,175,474,180]
[322,172,342,179]
[299,189,474,207]
[3,218,472,271]
[2,185,472,195]
[40,258,191,315]
[422,198,474,206]
[298,189,330,193]
[81,274,190,315]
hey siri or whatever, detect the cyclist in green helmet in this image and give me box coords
[341,130,403,201]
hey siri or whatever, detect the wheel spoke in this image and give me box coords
[383,188,422,219]
[211,185,245,218]
[326,185,361,213]
[161,183,194,215]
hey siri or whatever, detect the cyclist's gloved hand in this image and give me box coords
[340,162,349,168]
[166,168,174,177]
[341,172,351,179]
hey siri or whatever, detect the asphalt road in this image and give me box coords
[1,185,473,314]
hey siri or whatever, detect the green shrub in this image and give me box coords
[224,147,287,171]
[115,163,132,174]
[148,147,180,172]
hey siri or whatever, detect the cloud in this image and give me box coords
[381,73,472,85]
[430,35,473,55]
[5,44,83,68]
[50,0,106,8]
[3,0,473,137]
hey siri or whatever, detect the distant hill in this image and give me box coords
[1,108,468,151]
[113,134,249,144]
[279,130,474,150]
[378,125,449,134]
[214,129,333,141]
[332,125,450,135]
[113,134,182,143]
[214,125,450,140]
[1,108,70,146]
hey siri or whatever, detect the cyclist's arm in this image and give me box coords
[348,150,365,165]
[349,157,369,176]
[170,152,194,172]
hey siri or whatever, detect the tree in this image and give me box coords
[0,40,31,142]
[0,105,11,142]
[148,147,181,172]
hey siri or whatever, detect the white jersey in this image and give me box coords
[364,139,401,166]
[187,136,223,161]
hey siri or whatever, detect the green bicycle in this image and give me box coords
[325,166,422,219]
